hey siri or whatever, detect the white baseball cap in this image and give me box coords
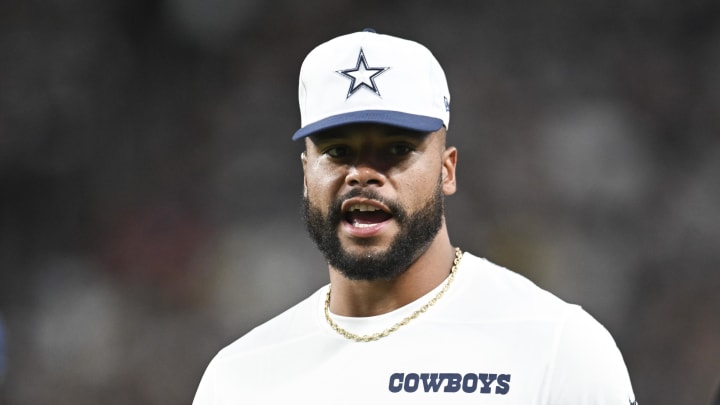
[292,29,450,140]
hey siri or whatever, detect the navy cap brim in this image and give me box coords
[292,110,444,140]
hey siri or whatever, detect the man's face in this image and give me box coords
[301,124,457,280]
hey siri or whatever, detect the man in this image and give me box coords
[193,29,637,404]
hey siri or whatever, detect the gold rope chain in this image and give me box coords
[324,247,463,342]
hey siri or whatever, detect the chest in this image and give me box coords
[213,321,557,404]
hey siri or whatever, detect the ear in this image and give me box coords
[441,146,457,196]
[301,151,308,197]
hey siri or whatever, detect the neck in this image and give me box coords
[327,230,456,317]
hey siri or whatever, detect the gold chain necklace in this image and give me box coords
[324,247,463,342]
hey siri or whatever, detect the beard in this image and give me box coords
[302,177,445,281]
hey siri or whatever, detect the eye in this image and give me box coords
[325,145,350,158]
[389,143,414,156]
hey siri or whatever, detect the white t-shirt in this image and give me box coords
[193,253,637,404]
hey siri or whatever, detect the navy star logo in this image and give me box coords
[336,48,390,99]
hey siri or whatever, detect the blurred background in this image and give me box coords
[1,0,719,404]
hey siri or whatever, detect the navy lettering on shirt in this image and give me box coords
[389,372,512,394]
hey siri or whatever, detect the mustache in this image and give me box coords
[329,189,405,221]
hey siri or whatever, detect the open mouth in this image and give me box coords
[343,203,393,228]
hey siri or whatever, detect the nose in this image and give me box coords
[345,159,386,188]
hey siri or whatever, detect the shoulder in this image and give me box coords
[452,252,575,321]
[457,253,636,402]
[214,285,327,360]
[456,253,622,347]
[193,287,328,404]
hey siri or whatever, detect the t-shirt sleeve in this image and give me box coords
[546,307,637,404]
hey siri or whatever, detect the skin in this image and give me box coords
[302,124,458,317]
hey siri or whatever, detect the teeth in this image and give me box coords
[350,204,379,212]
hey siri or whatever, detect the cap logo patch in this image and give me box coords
[336,48,390,99]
